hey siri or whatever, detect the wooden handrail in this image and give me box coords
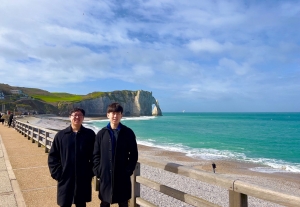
[14,119,56,151]
[131,157,300,207]
[13,119,300,207]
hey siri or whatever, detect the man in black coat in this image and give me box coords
[93,103,138,207]
[8,113,13,127]
[48,107,96,207]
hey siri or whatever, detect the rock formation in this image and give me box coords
[71,90,162,117]
[152,100,162,116]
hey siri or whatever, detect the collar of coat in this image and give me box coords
[65,125,85,133]
[106,122,122,131]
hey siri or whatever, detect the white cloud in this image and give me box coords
[218,58,250,75]
[133,66,154,77]
[187,39,232,53]
[0,0,300,111]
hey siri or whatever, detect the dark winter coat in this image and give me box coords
[93,123,138,204]
[8,114,13,126]
[48,125,95,206]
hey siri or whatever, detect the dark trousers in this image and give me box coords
[61,203,86,207]
[100,201,128,207]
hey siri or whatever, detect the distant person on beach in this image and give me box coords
[48,107,96,207]
[212,163,216,173]
[0,113,4,124]
[93,103,138,207]
[8,113,13,127]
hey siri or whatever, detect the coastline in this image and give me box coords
[138,144,300,194]
[15,115,300,206]
[138,144,300,206]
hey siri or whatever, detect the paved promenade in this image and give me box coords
[0,127,23,207]
[0,124,110,207]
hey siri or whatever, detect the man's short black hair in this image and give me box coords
[69,107,85,116]
[107,103,123,114]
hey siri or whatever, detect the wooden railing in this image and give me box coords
[14,119,57,153]
[13,119,300,207]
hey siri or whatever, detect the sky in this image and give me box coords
[0,0,300,112]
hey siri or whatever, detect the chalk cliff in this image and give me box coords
[152,100,162,116]
[65,90,162,117]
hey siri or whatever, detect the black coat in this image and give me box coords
[48,125,95,206]
[93,123,138,204]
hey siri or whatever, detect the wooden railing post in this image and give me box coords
[22,123,25,135]
[21,123,24,135]
[229,190,248,207]
[37,128,41,147]
[15,120,18,131]
[27,125,30,140]
[17,121,20,131]
[45,131,49,153]
[130,163,140,207]
[23,123,25,135]
[31,127,35,143]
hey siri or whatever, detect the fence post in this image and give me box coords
[31,126,35,143]
[229,190,248,207]
[20,123,23,134]
[130,163,140,207]
[15,120,19,132]
[37,128,41,147]
[23,123,25,136]
[27,125,30,140]
[21,123,24,135]
[45,131,49,153]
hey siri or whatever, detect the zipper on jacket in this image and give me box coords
[74,132,77,201]
[110,129,118,203]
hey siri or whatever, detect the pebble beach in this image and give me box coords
[16,115,300,207]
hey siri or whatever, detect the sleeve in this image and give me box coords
[48,133,63,181]
[127,129,138,176]
[88,130,96,178]
[93,131,102,178]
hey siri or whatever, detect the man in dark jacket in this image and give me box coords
[93,103,138,207]
[48,107,96,207]
[8,113,13,127]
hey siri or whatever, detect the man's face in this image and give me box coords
[69,111,84,127]
[107,111,122,126]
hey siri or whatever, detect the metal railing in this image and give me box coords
[13,119,300,207]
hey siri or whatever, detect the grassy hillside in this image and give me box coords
[32,92,106,103]
[32,93,83,103]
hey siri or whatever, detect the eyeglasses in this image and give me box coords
[109,112,122,115]
[71,114,83,118]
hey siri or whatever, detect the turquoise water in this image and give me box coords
[84,112,300,173]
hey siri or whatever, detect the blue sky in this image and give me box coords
[0,0,299,112]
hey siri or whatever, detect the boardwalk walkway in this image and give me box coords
[0,124,108,207]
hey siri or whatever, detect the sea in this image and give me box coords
[84,112,300,173]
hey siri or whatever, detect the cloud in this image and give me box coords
[218,58,250,75]
[187,39,233,53]
[0,0,300,111]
